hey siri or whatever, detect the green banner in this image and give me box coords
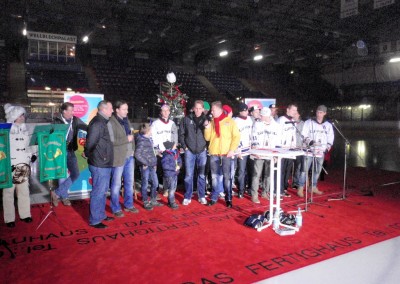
[38,131,67,182]
[0,129,12,188]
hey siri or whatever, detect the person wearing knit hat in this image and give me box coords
[222,105,233,118]
[249,105,261,122]
[250,105,282,203]
[269,103,279,121]
[2,104,35,228]
[203,101,210,114]
[233,102,252,198]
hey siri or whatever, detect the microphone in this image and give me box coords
[285,121,296,124]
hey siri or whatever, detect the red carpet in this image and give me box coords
[1,167,400,283]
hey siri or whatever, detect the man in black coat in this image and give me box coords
[84,100,114,229]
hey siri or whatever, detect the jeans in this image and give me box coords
[280,158,294,193]
[110,156,134,213]
[293,156,303,187]
[55,150,80,199]
[140,165,159,202]
[235,155,249,194]
[210,156,232,202]
[251,159,270,196]
[299,156,324,188]
[89,165,112,225]
[184,150,207,200]
[164,176,177,204]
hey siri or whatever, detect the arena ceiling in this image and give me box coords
[3,0,400,67]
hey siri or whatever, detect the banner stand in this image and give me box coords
[31,124,68,230]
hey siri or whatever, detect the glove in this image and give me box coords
[31,155,37,163]
[308,140,315,146]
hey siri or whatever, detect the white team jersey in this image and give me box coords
[301,119,334,156]
[234,116,253,155]
[277,115,297,148]
[251,119,282,153]
[151,119,178,152]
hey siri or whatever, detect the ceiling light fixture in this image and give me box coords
[253,55,263,61]
[219,50,228,57]
[82,35,89,43]
[218,39,226,44]
[389,57,400,63]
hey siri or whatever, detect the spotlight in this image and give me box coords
[82,35,89,43]
[22,28,27,36]
[45,86,51,91]
[389,57,400,63]
[253,55,263,61]
[290,70,295,74]
[219,50,228,57]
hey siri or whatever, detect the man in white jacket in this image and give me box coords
[297,105,334,197]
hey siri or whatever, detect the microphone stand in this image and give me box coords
[328,120,362,204]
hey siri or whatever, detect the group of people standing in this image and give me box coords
[3,99,334,230]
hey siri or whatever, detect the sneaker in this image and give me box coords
[151,200,164,207]
[261,191,268,198]
[219,192,225,199]
[283,191,291,198]
[182,198,191,206]
[143,201,153,210]
[124,207,139,214]
[114,211,125,217]
[168,203,179,210]
[50,191,59,207]
[312,187,324,195]
[61,199,71,206]
[251,196,260,204]
[297,186,304,198]
[199,197,207,205]
[163,190,168,197]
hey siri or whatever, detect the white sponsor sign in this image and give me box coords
[27,31,77,44]
[374,0,395,9]
[340,0,358,18]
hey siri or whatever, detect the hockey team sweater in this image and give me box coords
[301,119,334,157]
[251,119,282,155]
[277,115,297,148]
[151,118,178,152]
[233,116,253,155]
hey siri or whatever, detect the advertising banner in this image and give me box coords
[244,98,276,110]
[37,127,68,182]
[64,93,104,197]
[0,125,12,188]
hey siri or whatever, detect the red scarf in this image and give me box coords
[213,112,227,137]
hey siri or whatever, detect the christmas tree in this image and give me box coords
[157,72,188,119]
